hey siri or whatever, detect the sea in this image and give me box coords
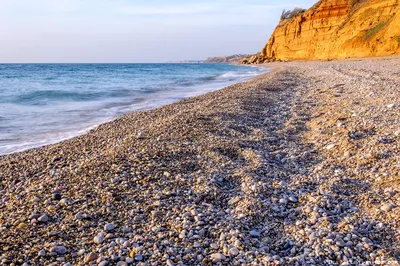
[0,63,268,155]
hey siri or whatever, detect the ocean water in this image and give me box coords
[0,63,268,155]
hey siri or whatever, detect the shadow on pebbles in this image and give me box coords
[0,57,399,265]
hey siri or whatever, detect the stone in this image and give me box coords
[51,246,67,255]
[77,249,85,256]
[52,193,61,201]
[289,196,298,203]
[98,262,109,266]
[211,253,226,262]
[250,230,261,238]
[85,252,98,263]
[228,196,241,205]
[38,214,49,223]
[94,234,105,244]
[229,247,239,256]
[38,250,46,257]
[135,254,143,261]
[166,259,174,266]
[59,198,69,205]
[30,213,41,220]
[122,227,132,234]
[381,203,395,212]
[104,223,115,232]
[326,144,336,150]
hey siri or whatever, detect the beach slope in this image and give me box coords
[0,57,399,265]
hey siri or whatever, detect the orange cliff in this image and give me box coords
[260,0,400,61]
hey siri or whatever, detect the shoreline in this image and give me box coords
[0,64,268,157]
[0,58,399,265]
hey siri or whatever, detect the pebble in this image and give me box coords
[326,144,336,150]
[210,253,226,262]
[51,246,67,255]
[52,193,61,201]
[250,230,261,238]
[85,252,98,263]
[381,203,395,212]
[94,234,105,244]
[0,59,399,266]
[229,247,239,256]
[38,214,49,223]
[104,223,115,232]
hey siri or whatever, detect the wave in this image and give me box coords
[0,63,269,155]
[12,88,139,106]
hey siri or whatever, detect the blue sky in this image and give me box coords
[0,0,317,63]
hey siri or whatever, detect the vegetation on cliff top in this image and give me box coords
[280,8,306,20]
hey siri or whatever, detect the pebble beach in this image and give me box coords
[0,57,399,265]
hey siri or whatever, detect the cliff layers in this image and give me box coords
[261,0,400,60]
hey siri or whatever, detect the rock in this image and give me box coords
[211,253,226,262]
[17,222,27,229]
[85,252,98,263]
[52,193,61,201]
[229,247,239,256]
[51,246,67,255]
[135,254,143,261]
[381,203,395,212]
[116,262,127,266]
[326,144,336,150]
[38,214,49,223]
[59,198,69,205]
[38,250,46,257]
[250,230,261,238]
[30,213,41,220]
[166,259,174,266]
[289,196,298,203]
[387,104,395,109]
[164,172,171,178]
[77,249,85,256]
[98,261,109,266]
[210,243,219,249]
[104,223,115,232]
[94,234,105,244]
[228,196,241,205]
[122,227,132,234]
[336,240,346,247]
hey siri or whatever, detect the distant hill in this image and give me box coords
[205,54,251,64]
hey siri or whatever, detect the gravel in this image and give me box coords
[0,57,399,265]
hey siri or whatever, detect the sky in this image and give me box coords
[0,0,317,63]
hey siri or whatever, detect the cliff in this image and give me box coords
[260,0,400,60]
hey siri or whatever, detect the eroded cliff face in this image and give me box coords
[261,0,400,60]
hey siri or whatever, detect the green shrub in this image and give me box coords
[280,8,306,20]
[363,21,388,40]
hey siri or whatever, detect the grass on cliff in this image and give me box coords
[363,21,388,40]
